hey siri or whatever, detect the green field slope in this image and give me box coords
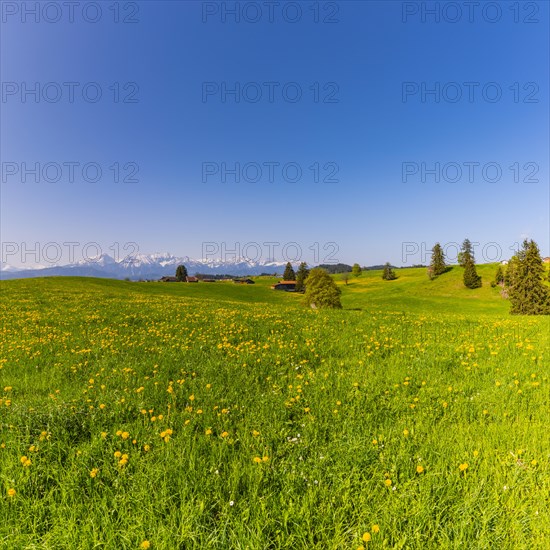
[0,274,548,549]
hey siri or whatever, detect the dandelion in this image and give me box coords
[384,479,392,487]
[7,488,16,497]
[253,457,262,463]
[416,465,424,474]
[143,444,151,452]
[403,429,409,437]
[459,463,469,472]
[205,429,213,436]
[372,524,380,533]
[473,450,479,457]
[121,431,130,440]
[90,468,99,478]
[362,532,372,542]
[114,451,122,458]
[140,541,151,549]
[372,439,378,445]
[221,431,229,438]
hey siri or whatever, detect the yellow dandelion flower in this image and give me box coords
[205,428,213,436]
[221,431,229,438]
[7,488,16,497]
[362,531,372,542]
[140,540,151,549]
[372,524,380,533]
[253,457,262,463]
[114,451,122,458]
[403,429,409,437]
[90,468,99,478]
[384,479,392,487]
[416,465,424,474]
[459,463,469,472]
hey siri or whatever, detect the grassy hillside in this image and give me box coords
[0,273,548,548]
[337,264,511,316]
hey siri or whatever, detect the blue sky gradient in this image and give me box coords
[1,0,548,267]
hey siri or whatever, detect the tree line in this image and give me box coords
[428,238,549,315]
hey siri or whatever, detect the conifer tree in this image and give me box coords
[283,262,296,281]
[494,265,504,285]
[508,239,550,315]
[459,238,474,267]
[429,243,446,277]
[175,265,188,281]
[382,262,397,280]
[303,268,342,309]
[460,238,481,288]
[463,256,482,288]
[295,262,309,292]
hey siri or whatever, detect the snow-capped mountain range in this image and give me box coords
[0,253,290,280]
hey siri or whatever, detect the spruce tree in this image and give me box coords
[508,239,550,315]
[303,268,342,309]
[295,262,309,292]
[352,263,362,277]
[283,262,296,281]
[175,265,188,281]
[494,265,504,285]
[382,262,397,280]
[459,238,474,267]
[430,243,446,277]
[463,256,482,288]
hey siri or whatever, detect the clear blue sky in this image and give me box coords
[1,0,548,267]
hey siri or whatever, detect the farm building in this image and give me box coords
[186,276,199,283]
[159,276,178,282]
[271,280,296,291]
[233,278,255,284]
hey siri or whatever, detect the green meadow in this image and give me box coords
[0,266,548,549]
